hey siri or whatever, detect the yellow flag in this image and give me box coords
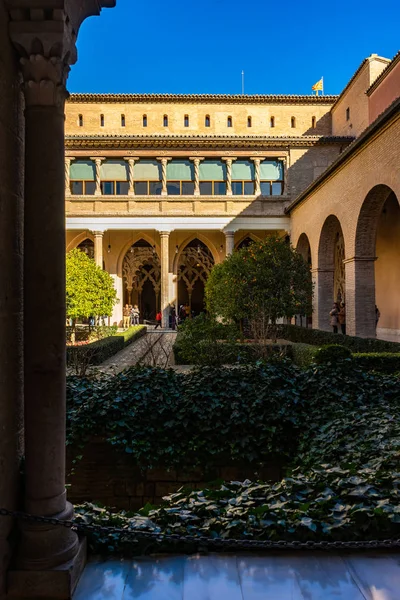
[312,78,324,91]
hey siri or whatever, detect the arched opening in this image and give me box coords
[205,115,210,127]
[317,215,345,331]
[177,239,215,317]
[122,239,160,322]
[227,116,232,127]
[296,233,312,327]
[76,237,94,259]
[355,184,400,339]
[237,235,256,250]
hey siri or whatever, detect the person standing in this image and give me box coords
[330,302,340,334]
[338,302,346,335]
[154,310,162,329]
[123,304,131,330]
[375,305,381,332]
[170,305,176,330]
[131,304,140,325]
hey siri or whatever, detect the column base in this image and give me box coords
[7,537,86,599]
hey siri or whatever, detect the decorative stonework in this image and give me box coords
[123,247,161,297]
[178,245,215,296]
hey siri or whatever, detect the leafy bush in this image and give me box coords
[353,352,400,374]
[314,344,352,365]
[67,363,302,469]
[278,324,400,353]
[66,325,146,368]
[174,314,240,366]
[68,360,400,551]
[291,343,318,367]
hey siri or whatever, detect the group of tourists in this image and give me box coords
[123,304,140,329]
[330,302,380,334]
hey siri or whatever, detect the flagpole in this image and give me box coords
[322,76,324,96]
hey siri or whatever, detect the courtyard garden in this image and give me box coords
[65,237,400,554]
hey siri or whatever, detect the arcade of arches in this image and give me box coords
[66,230,284,325]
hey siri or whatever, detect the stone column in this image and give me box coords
[160,231,170,327]
[158,157,171,197]
[124,156,139,196]
[189,156,204,196]
[251,157,261,196]
[225,231,235,256]
[93,231,104,268]
[90,156,105,196]
[65,156,74,196]
[222,157,236,196]
[6,2,117,597]
[311,268,334,331]
[345,257,377,338]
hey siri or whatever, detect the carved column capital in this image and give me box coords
[6,1,116,107]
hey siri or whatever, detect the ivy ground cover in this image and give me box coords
[67,361,400,552]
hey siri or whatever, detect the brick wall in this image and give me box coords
[332,57,389,138]
[369,59,400,123]
[66,99,334,137]
[67,441,283,511]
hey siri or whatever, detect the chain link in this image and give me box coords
[2,507,400,551]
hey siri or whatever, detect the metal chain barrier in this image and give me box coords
[1,507,400,551]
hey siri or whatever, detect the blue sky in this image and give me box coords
[68,0,400,96]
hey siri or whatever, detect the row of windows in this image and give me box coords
[70,179,284,196]
[77,114,317,129]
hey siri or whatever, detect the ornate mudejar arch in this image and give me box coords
[177,238,215,315]
[122,240,161,321]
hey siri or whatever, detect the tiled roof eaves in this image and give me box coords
[330,55,390,111]
[366,50,400,95]
[286,97,400,214]
[65,134,352,142]
[68,93,338,104]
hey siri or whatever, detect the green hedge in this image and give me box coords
[67,325,146,366]
[291,343,318,367]
[173,334,291,365]
[278,324,400,353]
[353,352,400,374]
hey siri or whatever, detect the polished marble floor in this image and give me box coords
[73,552,400,599]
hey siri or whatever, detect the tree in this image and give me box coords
[66,249,117,322]
[205,236,313,341]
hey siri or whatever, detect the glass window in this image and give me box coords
[71,181,83,195]
[167,181,180,195]
[121,114,125,127]
[85,181,96,195]
[272,181,283,195]
[270,116,275,127]
[134,181,148,195]
[182,181,195,195]
[184,114,189,127]
[100,114,104,127]
[116,181,129,195]
[200,181,212,195]
[163,115,168,127]
[247,116,252,127]
[149,181,162,195]
[143,114,147,127]
[260,181,271,195]
[205,115,210,127]
[232,181,243,195]
[227,116,232,127]
[214,181,226,195]
[101,181,114,195]
[244,181,254,195]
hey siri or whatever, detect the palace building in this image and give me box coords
[65,52,400,337]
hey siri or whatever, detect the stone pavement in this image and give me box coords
[99,329,177,374]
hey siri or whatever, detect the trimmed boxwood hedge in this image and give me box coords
[277,324,400,353]
[66,325,146,366]
[352,352,400,374]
